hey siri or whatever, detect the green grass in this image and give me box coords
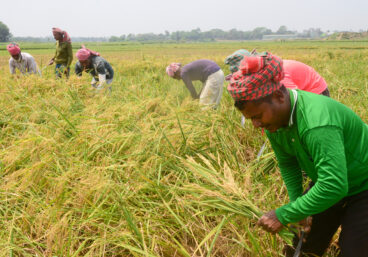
[0,41,367,256]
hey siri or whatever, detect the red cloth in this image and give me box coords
[166,63,181,77]
[52,27,71,43]
[76,45,100,61]
[76,49,90,61]
[7,43,21,55]
[227,53,284,101]
[239,56,265,74]
[281,60,328,94]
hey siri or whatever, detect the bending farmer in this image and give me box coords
[166,60,224,108]
[227,53,368,257]
[7,43,40,75]
[75,46,114,92]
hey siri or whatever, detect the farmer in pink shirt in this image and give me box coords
[224,50,330,96]
[282,60,329,96]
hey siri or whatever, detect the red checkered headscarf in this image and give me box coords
[227,53,284,101]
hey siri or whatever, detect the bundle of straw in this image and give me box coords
[180,154,293,244]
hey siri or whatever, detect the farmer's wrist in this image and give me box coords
[275,207,288,226]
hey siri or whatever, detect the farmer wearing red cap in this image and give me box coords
[228,53,368,256]
[75,46,114,92]
[48,28,73,78]
[7,43,39,75]
[166,60,225,108]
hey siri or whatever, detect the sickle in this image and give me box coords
[293,231,305,257]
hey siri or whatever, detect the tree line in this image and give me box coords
[109,26,326,42]
[0,21,330,43]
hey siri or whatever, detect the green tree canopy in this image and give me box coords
[0,21,11,42]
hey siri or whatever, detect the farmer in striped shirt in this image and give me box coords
[227,53,368,256]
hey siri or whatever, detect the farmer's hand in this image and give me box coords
[225,74,232,81]
[257,210,283,234]
[299,216,312,237]
[48,59,54,65]
[64,67,70,75]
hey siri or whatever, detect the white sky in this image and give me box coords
[1,0,368,37]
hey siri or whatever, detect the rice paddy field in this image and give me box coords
[0,41,367,256]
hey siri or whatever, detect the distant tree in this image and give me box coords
[298,28,324,38]
[104,26,329,42]
[208,29,226,39]
[0,21,11,42]
[309,28,323,38]
[276,25,288,34]
[126,34,136,41]
[109,36,120,42]
[249,27,272,40]
[186,28,201,41]
[170,31,180,41]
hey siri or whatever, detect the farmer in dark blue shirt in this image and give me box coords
[166,60,224,108]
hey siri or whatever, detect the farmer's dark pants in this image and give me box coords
[284,189,368,257]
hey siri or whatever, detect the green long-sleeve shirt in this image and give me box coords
[53,41,73,67]
[267,89,368,225]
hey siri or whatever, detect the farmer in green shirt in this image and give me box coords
[48,27,73,78]
[227,53,368,256]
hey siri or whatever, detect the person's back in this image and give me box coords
[181,59,220,83]
[166,59,224,108]
[282,60,327,94]
[90,56,114,79]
